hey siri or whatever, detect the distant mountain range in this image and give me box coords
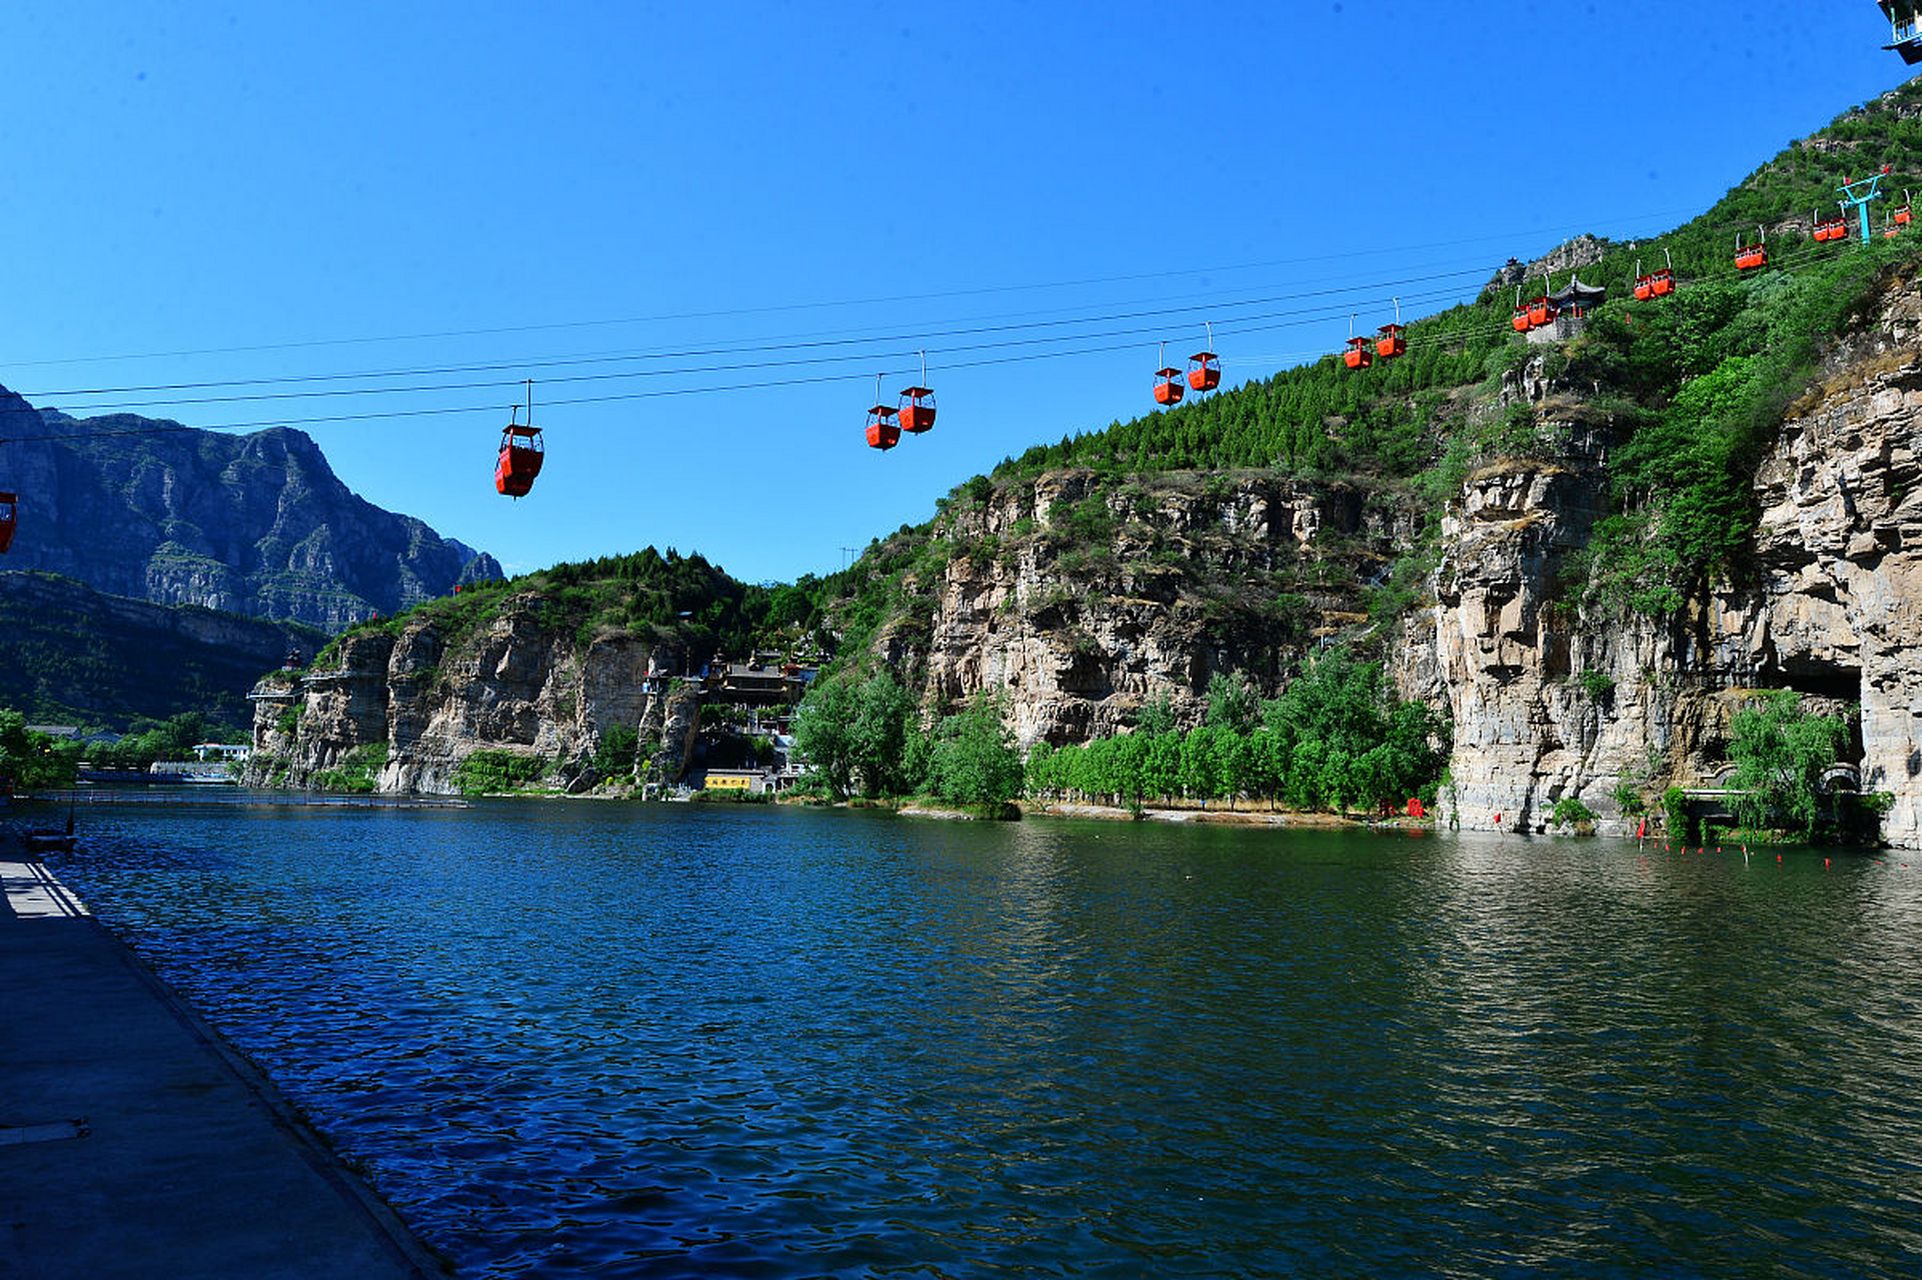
[0,570,326,730]
[0,382,499,632]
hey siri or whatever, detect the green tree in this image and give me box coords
[851,672,917,797]
[1141,732,1181,804]
[792,674,859,798]
[1727,691,1851,840]
[1136,694,1177,737]
[1205,671,1259,736]
[0,710,80,788]
[1178,724,1220,805]
[930,693,1023,811]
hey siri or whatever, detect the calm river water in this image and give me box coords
[41,800,1922,1278]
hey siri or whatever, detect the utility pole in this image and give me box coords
[840,546,859,571]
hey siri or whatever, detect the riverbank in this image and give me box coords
[0,833,444,1279]
[1031,799,1429,830]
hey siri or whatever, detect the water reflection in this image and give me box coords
[44,806,1922,1278]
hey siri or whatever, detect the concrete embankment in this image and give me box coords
[0,836,444,1279]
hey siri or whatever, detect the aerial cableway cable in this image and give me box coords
[20,266,1504,403]
[18,285,1480,423]
[1,204,1717,372]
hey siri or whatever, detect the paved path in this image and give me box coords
[1,840,445,1278]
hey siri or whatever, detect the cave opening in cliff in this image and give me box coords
[1779,661,1863,705]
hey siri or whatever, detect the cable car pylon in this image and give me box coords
[1841,166,1893,245]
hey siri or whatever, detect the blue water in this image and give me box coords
[41,800,1922,1278]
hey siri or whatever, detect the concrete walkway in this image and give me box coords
[1,840,446,1278]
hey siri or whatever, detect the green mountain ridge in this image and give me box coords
[0,569,326,731]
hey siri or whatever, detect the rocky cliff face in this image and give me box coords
[247,609,684,795]
[908,468,1412,746]
[0,383,499,631]
[242,270,1922,847]
[1427,275,1922,841]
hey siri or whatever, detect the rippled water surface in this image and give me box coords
[44,801,1922,1277]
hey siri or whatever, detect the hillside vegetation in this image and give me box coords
[801,79,1922,680]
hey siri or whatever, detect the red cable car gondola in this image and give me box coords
[1897,189,1913,226]
[897,352,936,434]
[1376,297,1407,360]
[1635,249,1676,301]
[494,382,544,498]
[1735,227,1768,272]
[1650,247,1676,298]
[1153,342,1184,405]
[1343,316,1373,370]
[1511,286,1532,333]
[866,375,901,449]
[0,490,15,554]
[1188,321,1221,391]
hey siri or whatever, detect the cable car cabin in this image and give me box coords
[1526,298,1558,329]
[0,491,15,554]
[1735,241,1768,272]
[494,425,545,498]
[1897,201,1914,227]
[1883,2,1922,62]
[1187,351,1221,392]
[866,404,901,450]
[1154,367,1185,405]
[897,386,936,433]
[1650,269,1675,298]
[1633,275,1655,302]
[1511,303,1532,333]
[1375,324,1407,360]
[1343,337,1374,370]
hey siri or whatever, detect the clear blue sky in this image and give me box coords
[0,2,1911,582]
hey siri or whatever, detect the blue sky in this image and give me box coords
[0,2,1912,582]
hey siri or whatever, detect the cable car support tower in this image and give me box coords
[1841,167,1892,246]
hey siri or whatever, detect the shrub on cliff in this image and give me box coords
[452,749,549,796]
[1727,691,1851,841]
[315,743,387,794]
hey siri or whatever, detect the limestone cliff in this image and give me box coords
[1427,273,1922,840]
[907,469,1410,744]
[246,608,689,794]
